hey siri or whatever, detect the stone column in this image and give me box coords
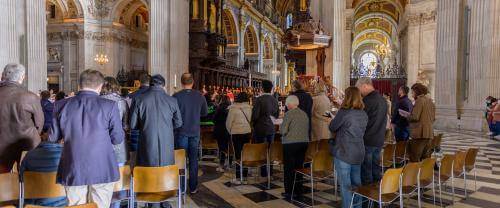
[0,0,18,73]
[25,0,48,92]
[149,0,170,84]
[169,0,189,93]
[331,0,347,90]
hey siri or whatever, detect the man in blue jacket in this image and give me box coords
[392,86,413,141]
[49,69,124,208]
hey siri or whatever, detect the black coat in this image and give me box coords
[251,94,280,137]
[290,90,313,119]
[130,87,183,167]
[362,91,388,148]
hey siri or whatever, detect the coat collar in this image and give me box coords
[77,90,99,96]
[0,81,22,88]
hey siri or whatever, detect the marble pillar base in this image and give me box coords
[435,108,488,132]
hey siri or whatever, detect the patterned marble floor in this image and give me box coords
[182,130,500,208]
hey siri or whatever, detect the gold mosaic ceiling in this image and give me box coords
[354,17,393,36]
[352,32,388,48]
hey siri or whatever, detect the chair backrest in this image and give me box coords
[133,165,179,193]
[317,139,330,152]
[269,142,283,163]
[394,141,407,158]
[439,154,455,178]
[0,172,19,202]
[382,143,396,166]
[23,171,66,199]
[311,151,333,172]
[402,162,421,187]
[453,151,467,174]
[174,149,187,170]
[432,134,443,149]
[242,143,267,162]
[380,168,403,194]
[113,165,131,192]
[464,148,479,171]
[419,158,437,183]
[25,202,98,208]
[305,141,319,159]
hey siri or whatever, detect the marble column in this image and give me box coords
[331,0,347,91]
[0,0,18,73]
[149,0,170,85]
[25,0,48,92]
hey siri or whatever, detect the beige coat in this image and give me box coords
[311,93,333,141]
[226,103,252,135]
[409,95,435,139]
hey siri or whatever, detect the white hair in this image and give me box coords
[285,95,299,107]
[1,63,25,83]
[355,77,373,87]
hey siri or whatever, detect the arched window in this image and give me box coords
[357,52,379,77]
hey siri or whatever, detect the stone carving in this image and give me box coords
[48,47,62,62]
[407,10,436,26]
[88,0,115,18]
[417,69,432,87]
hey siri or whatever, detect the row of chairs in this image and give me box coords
[350,147,478,208]
[0,150,190,208]
[382,133,444,169]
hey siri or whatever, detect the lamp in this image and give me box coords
[94,0,109,65]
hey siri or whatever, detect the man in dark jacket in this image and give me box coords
[49,70,124,208]
[0,63,43,173]
[392,86,413,141]
[290,80,313,119]
[251,80,279,176]
[174,73,208,194]
[356,77,387,185]
[130,75,182,167]
[40,90,54,133]
[128,73,151,152]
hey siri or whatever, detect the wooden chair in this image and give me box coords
[174,149,187,203]
[292,151,337,206]
[401,162,421,207]
[200,132,219,160]
[381,143,396,169]
[317,139,330,152]
[21,171,66,208]
[111,166,132,208]
[464,148,479,192]
[0,172,20,206]
[132,165,181,208]
[269,142,283,171]
[25,202,98,208]
[437,154,455,207]
[303,141,319,166]
[418,158,437,207]
[431,134,443,157]
[394,141,408,166]
[234,143,270,188]
[452,150,469,199]
[350,167,403,208]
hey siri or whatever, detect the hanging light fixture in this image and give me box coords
[94,0,109,65]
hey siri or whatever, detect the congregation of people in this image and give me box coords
[0,62,440,208]
[485,96,500,139]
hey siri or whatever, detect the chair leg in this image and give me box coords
[464,171,468,199]
[438,179,443,207]
[451,177,455,205]
[474,169,477,191]
[349,193,355,208]
[432,175,436,206]
[291,172,297,201]
[334,172,338,201]
[240,164,243,183]
[310,177,314,207]
[418,185,422,208]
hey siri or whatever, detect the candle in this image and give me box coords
[174,74,177,87]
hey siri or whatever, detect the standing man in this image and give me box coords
[128,73,151,100]
[392,86,412,141]
[355,77,387,185]
[251,80,279,176]
[49,70,124,208]
[0,63,43,173]
[130,75,182,167]
[128,74,151,154]
[174,73,208,194]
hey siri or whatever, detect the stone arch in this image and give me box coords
[46,0,66,22]
[244,25,259,54]
[111,0,149,31]
[222,9,238,45]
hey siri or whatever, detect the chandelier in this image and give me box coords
[94,0,109,66]
[375,44,392,59]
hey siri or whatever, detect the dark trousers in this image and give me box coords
[215,130,230,166]
[175,135,200,191]
[254,133,274,177]
[394,126,410,141]
[283,142,308,195]
[232,133,251,178]
[361,146,382,185]
[409,138,432,162]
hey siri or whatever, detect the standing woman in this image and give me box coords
[226,92,252,184]
[213,95,232,172]
[408,83,436,162]
[329,87,368,208]
[311,80,333,141]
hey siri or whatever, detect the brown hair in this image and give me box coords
[411,83,429,97]
[101,77,120,95]
[40,90,51,99]
[181,73,194,85]
[341,87,365,110]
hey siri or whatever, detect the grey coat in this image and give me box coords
[329,109,368,165]
[101,93,129,164]
[130,87,182,167]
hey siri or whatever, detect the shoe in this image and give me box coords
[190,189,198,194]
[231,179,242,185]
[216,167,225,172]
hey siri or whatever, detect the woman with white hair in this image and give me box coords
[280,95,310,200]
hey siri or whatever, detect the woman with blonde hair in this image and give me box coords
[311,80,333,141]
[329,87,368,208]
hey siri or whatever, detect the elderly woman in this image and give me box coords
[408,83,436,162]
[311,80,333,141]
[280,95,310,200]
[329,87,368,208]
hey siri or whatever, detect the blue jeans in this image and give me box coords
[361,146,382,185]
[254,133,274,176]
[24,197,68,207]
[335,158,361,208]
[490,122,500,136]
[394,126,409,141]
[175,135,200,192]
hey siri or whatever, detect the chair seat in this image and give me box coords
[235,160,267,167]
[353,185,399,203]
[202,143,218,149]
[402,186,417,195]
[136,191,177,203]
[420,179,433,187]
[435,172,451,182]
[296,168,334,178]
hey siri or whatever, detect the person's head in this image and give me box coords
[341,87,365,110]
[235,92,250,103]
[79,69,105,93]
[399,86,410,97]
[101,77,120,95]
[205,91,215,102]
[292,80,305,92]
[1,63,25,84]
[285,95,299,110]
[355,77,375,96]
[411,83,429,99]
[139,74,151,87]
[181,73,194,89]
[40,90,51,100]
[150,74,166,87]
[491,98,498,105]
[262,80,273,93]
[219,94,231,106]
[55,91,66,101]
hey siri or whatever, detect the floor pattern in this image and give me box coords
[184,130,500,208]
